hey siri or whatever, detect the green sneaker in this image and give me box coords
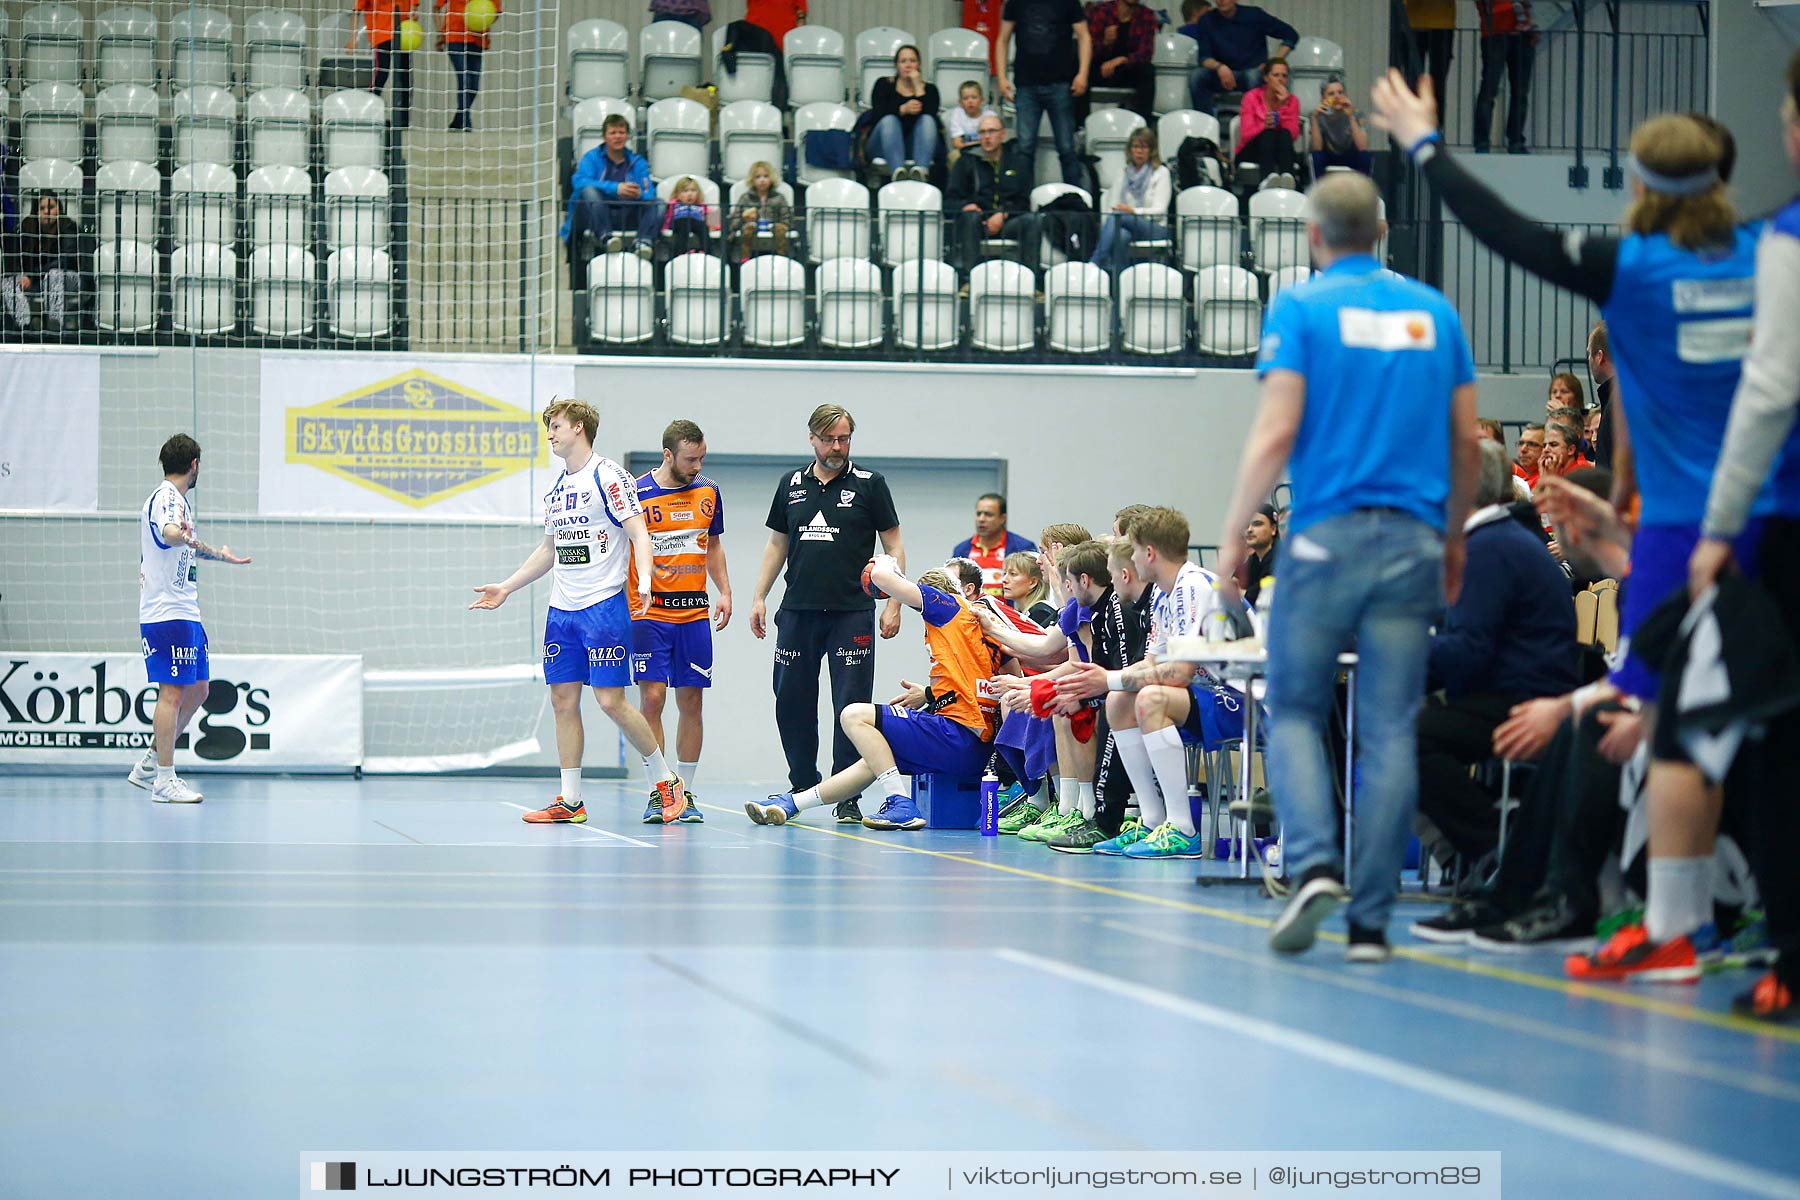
[1019,808,1076,843]
[997,801,1044,835]
[1045,815,1108,854]
[1595,906,1644,941]
[1121,821,1206,859]
[1092,818,1146,856]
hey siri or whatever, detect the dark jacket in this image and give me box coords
[945,144,1033,215]
[1427,507,1579,702]
[5,216,80,278]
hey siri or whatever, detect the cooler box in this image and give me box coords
[910,773,982,829]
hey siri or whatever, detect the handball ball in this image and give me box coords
[398,18,424,51]
[861,561,888,600]
[463,0,498,34]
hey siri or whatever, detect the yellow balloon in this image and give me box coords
[397,18,423,52]
[463,0,498,34]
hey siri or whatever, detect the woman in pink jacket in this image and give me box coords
[1235,57,1301,189]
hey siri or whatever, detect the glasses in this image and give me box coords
[814,434,852,446]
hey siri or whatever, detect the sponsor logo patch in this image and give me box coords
[557,545,592,565]
[1337,307,1438,351]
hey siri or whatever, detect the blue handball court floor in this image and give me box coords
[2,773,1798,1198]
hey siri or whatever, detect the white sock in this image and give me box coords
[1078,781,1096,820]
[1113,728,1164,828]
[678,760,699,786]
[1646,856,1713,942]
[793,786,823,812]
[643,748,673,782]
[1144,725,1195,835]
[1057,776,1078,816]
[875,766,907,801]
[155,764,175,786]
[560,767,582,805]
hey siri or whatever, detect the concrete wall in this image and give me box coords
[1710,0,1800,220]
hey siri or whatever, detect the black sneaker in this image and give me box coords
[1045,815,1109,854]
[834,798,863,824]
[1345,924,1392,964]
[1467,896,1595,954]
[1408,898,1509,945]
[1269,866,1348,955]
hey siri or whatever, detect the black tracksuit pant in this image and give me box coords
[772,607,875,794]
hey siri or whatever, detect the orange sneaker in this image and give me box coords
[1733,972,1796,1023]
[1565,922,1701,984]
[521,796,587,824]
[654,776,688,824]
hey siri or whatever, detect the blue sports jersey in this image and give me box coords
[1257,255,1476,535]
[1602,225,1762,525]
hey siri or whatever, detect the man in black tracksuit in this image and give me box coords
[750,404,904,823]
[945,114,1040,278]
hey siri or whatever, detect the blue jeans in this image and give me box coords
[572,187,663,245]
[1265,509,1444,932]
[1013,82,1081,186]
[1311,149,1374,180]
[446,45,484,125]
[1091,212,1167,275]
[867,114,939,169]
[1188,63,1262,114]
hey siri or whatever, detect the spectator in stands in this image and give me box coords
[349,0,418,130]
[1547,371,1585,421]
[729,161,791,260]
[1476,418,1504,444]
[1187,0,1298,115]
[1309,76,1372,179]
[1087,0,1160,119]
[1091,128,1172,276]
[946,114,1040,280]
[954,493,1039,598]
[998,0,1093,188]
[867,46,941,182]
[1584,405,1602,452]
[1235,57,1301,189]
[436,0,499,133]
[1515,422,1545,485]
[1586,320,1617,469]
[661,176,714,258]
[1177,0,1213,41]
[744,0,805,45]
[1237,503,1280,604]
[562,114,660,279]
[1540,418,1590,480]
[1403,1,1455,124]
[648,0,710,32]
[946,82,995,159]
[1415,440,1579,864]
[1,192,79,332]
[1001,551,1061,627]
[1472,1,1536,154]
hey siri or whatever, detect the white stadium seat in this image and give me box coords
[96,6,158,90]
[646,97,711,181]
[567,19,630,102]
[325,166,391,251]
[1158,110,1222,186]
[639,21,702,102]
[1193,264,1262,356]
[245,9,309,91]
[816,257,884,350]
[96,159,161,247]
[328,247,392,338]
[926,29,989,102]
[171,242,238,334]
[586,250,655,345]
[1084,108,1146,191]
[21,82,85,163]
[174,85,238,168]
[1176,185,1240,272]
[877,180,943,268]
[247,87,312,171]
[247,163,313,248]
[795,102,857,185]
[893,258,960,351]
[1249,187,1309,274]
[1118,262,1187,355]
[322,88,387,171]
[573,97,636,162]
[95,240,159,333]
[1267,265,1316,298]
[97,84,160,165]
[719,100,784,184]
[854,26,912,106]
[714,24,776,104]
[171,161,236,245]
[740,254,808,348]
[666,253,725,346]
[1152,33,1198,116]
[23,4,84,87]
[804,179,872,265]
[20,157,84,226]
[785,26,847,107]
[1286,37,1346,115]
[1044,261,1112,354]
[250,244,317,336]
[170,7,234,91]
[970,260,1037,353]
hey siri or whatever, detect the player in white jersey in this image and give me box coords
[129,434,252,804]
[470,399,694,825]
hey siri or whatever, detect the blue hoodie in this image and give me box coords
[560,145,655,241]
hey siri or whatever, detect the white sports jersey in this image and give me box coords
[140,481,201,623]
[1148,561,1218,657]
[543,453,643,611]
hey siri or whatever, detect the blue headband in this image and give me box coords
[1626,154,1719,197]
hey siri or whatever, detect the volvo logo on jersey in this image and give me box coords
[0,652,363,770]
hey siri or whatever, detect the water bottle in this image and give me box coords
[979,770,1001,836]
[1201,582,1235,643]
[1252,575,1276,641]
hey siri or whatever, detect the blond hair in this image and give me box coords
[541,398,599,444]
[808,404,855,437]
[1104,535,1135,577]
[1127,506,1190,561]
[916,567,957,596]
[1002,550,1049,607]
[1622,114,1735,250]
[1038,522,1092,549]
[671,175,704,202]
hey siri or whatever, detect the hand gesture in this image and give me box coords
[1370,68,1440,153]
[750,597,768,639]
[469,584,509,610]
[889,678,928,708]
[714,592,733,632]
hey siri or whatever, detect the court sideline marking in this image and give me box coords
[701,802,1800,1045]
[496,802,656,848]
[1001,948,1800,1200]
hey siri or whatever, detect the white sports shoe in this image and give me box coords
[126,752,157,791]
[150,776,204,804]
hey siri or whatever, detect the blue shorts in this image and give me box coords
[141,620,209,686]
[1177,680,1247,751]
[1615,521,1763,699]
[544,594,632,687]
[874,705,993,778]
[631,618,714,688]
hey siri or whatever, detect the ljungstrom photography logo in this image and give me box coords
[310,1161,356,1191]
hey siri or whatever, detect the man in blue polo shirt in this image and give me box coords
[1188,0,1298,114]
[1215,172,1480,963]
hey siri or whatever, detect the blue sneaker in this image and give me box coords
[995,781,1028,817]
[745,793,798,826]
[642,796,666,824]
[862,795,927,830]
[1093,817,1147,856]
[1120,822,1206,859]
[675,790,705,823]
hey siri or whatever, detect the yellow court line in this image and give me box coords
[702,802,1800,1045]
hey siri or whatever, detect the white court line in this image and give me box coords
[999,948,1800,1200]
[496,802,656,848]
